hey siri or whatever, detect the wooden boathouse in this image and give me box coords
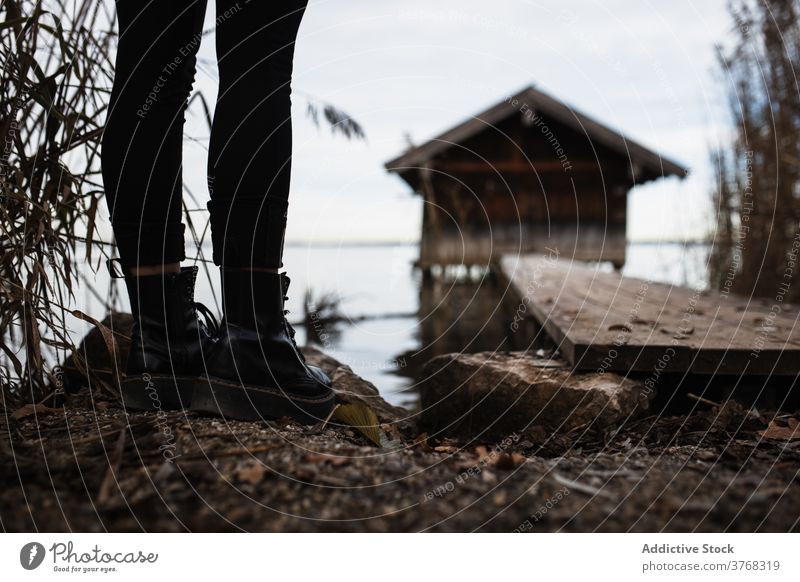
[385,85,688,271]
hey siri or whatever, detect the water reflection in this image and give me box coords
[295,260,545,408]
[388,267,548,403]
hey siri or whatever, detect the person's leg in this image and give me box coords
[206,0,308,270]
[194,0,335,423]
[102,0,215,410]
[102,0,207,272]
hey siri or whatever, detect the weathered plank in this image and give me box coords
[501,254,800,376]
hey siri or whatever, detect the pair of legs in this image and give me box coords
[101,0,335,422]
[103,0,305,273]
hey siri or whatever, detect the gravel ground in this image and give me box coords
[2,390,799,532]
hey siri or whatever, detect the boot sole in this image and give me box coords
[191,375,336,424]
[120,373,195,411]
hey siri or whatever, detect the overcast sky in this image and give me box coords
[180,0,735,244]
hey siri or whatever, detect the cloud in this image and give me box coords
[178,0,733,243]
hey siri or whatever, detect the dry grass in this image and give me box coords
[0,0,116,402]
[709,0,800,301]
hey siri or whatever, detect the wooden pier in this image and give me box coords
[501,254,800,376]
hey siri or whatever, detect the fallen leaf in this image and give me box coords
[759,418,800,441]
[236,462,267,485]
[333,402,385,447]
[434,445,457,454]
[12,403,63,420]
[411,432,432,452]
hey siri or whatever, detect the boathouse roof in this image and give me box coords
[385,84,689,184]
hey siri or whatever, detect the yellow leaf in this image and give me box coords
[333,402,385,447]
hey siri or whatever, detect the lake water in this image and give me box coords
[69,242,711,406]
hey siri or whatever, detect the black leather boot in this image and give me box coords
[192,269,335,423]
[117,265,217,411]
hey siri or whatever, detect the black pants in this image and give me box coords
[102,0,308,269]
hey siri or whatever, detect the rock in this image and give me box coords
[419,351,652,439]
[302,346,410,427]
[298,345,341,377]
[60,312,132,394]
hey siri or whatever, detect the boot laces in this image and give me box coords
[281,274,305,361]
[194,301,220,337]
[106,259,220,338]
[184,267,220,337]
